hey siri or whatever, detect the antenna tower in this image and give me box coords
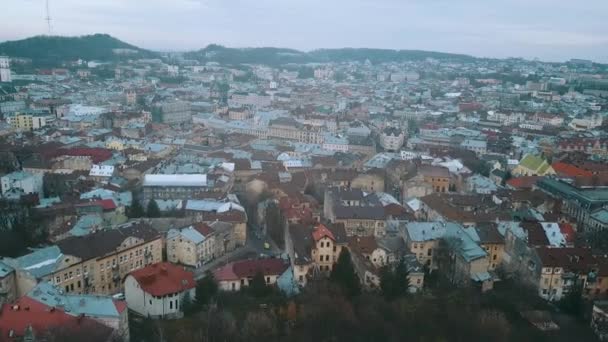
[45,0,52,35]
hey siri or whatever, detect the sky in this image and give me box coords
[1,0,608,62]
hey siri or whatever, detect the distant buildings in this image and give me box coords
[142,174,208,203]
[0,56,11,82]
[1,171,43,197]
[379,126,405,151]
[154,100,192,124]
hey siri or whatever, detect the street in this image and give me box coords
[194,222,281,279]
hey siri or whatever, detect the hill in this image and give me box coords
[0,34,156,66]
[184,44,475,66]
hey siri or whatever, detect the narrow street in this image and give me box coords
[194,222,281,279]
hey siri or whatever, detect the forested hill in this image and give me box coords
[185,44,476,65]
[0,34,156,66]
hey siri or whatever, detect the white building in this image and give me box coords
[322,134,349,152]
[460,139,487,156]
[0,56,11,83]
[124,262,195,319]
[1,171,43,196]
[379,127,405,151]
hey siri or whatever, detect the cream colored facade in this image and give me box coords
[538,266,565,301]
[481,242,504,271]
[8,114,50,131]
[407,240,438,269]
[311,236,343,275]
[52,237,163,296]
[336,218,386,237]
[167,229,215,268]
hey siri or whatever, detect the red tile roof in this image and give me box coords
[0,297,111,342]
[312,223,335,242]
[56,148,113,164]
[559,223,575,244]
[536,247,594,273]
[214,259,288,281]
[76,199,117,211]
[129,262,195,297]
[506,176,542,189]
[192,222,214,237]
[552,162,593,178]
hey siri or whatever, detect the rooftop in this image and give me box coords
[143,174,208,187]
[129,262,195,297]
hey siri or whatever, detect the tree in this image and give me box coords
[195,271,218,308]
[127,200,145,218]
[146,199,161,218]
[249,271,270,298]
[330,248,360,297]
[181,291,196,316]
[380,259,410,300]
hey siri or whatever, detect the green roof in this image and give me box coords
[519,154,547,172]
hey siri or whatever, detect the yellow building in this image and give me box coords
[285,223,347,286]
[8,113,50,131]
[53,222,163,295]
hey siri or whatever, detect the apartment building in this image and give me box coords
[285,223,348,286]
[142,174,208,202]
[166,223,215,267]
[52,222,163,295]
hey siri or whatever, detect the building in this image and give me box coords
[49,222,163,296]
[124,262,195,319]
[227,107,250,121]
[0,296,115,341]
[25,282,129,341]
[533,247,594,301]
[537,179,608,230]
[0,56,11,83]
[460,139,487,156]
[166,223,215,267]
[0,261,16,305]
[214,259,290,292]
[284,223,348,286]
[7,112,52,131]
[0,171,43,197]
[418,165,451,193]
[142,174,208,203]
[154,100,192,124]
[588,209,608,233]
[512,154,555,177]
[323,188,387,237]
[379,127,405,151]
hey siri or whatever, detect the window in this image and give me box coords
[326,255,330,261]
[170,301,173,309]
[65,285,69,293]
[266,277,270,284]
[70,284,74,291]
[320,242,324,248]
[56,276,61,284]
[333,246,336,252]
[493,254,497,260]
[77,281,81,288]
[150,299,152,305]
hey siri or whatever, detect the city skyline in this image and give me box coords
[1,0,608,63]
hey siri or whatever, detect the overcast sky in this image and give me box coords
[2,0,608,62]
